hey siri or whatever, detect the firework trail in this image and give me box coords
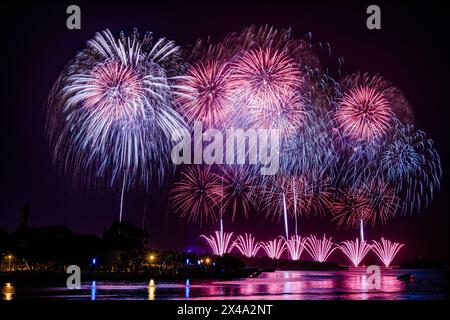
[285,235,307,260]
[260,175,308,238]
[304,234,336,262]
[232,233,261,257]
[371,238,404,267]
[260,237,287,259]
[200,231,234,256]
[46,29,186,221]
[170,166,223,224]
[379,123,442,215]
[338,238,371,267]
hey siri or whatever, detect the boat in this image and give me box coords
[397,273,414,281]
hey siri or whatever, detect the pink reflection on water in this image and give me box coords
[195,269,410,300]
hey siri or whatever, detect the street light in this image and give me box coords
[7,255,12,272]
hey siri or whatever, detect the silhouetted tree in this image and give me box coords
[103,221,148,272]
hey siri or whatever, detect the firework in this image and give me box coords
[379,123,442,215]
[338,238,371,267]
[281,111,337,182]
[371,238,404,267]
[304,234,336,262]
[170,166,223,224]
[363,179,400,227]
[335,73,396,143]
[261,175,310,221]
[174,60,233,128]
[229,47,302,120]
[330,188,371,230]
[249,92,307,139]
[232,233,260,257]
[221,167,258,220]
[335,86,392,142]
[260,237,287,259]
[285,235,307,260]
[46,29,185,220]
[200,231,234,256]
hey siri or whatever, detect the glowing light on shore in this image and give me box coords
[200,231,234,256]
[232,233,260,257]
[371,237,404,267]
[304,235,336,262]
[260,237,287,259]
[285,235,307,261]
[338,238,371,267]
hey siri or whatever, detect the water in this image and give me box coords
[2,269,448,300]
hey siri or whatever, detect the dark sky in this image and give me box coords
[1,0,449,260]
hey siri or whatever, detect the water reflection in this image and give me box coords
[148,279,155,300]
[2,269,446,300]
[185,279,190,298]
[2,282,15,300]
[91,281,96,300]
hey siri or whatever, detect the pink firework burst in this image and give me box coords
[260,237,287,259]
[250,92,306,138]
[200,231,234,256]
[229,47,302,119]
[286,235,307,261]
[363,179,401,227]
[232,233,260,258]
[371,237,404,267]
[338,238,372,267]
[304,234,337,262]
[175,60,233,128]
[335,86,393,142]
[170,166,223,224]
[330,188,371,229]
[221,167,258,220]
[79,60,146,122]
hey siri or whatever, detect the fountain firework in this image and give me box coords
[232,233,260,258]
[304,235,336,262]
[338,238,371,267]
[260,237,287,259]
[200,231,234,256]
[371,238,404,267]
[285,235,307,261]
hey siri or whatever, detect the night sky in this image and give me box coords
[1,0,449,261]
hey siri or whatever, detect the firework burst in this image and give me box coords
[221,167,258,220]
[379,123,442,214]
[229,47,302,120]
[46,29,185,220]
[174,60,233,128]
[330,188,371,229]
[335,85,392,142]
[170,166,223,224]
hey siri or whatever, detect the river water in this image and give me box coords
[2,269,448,300]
